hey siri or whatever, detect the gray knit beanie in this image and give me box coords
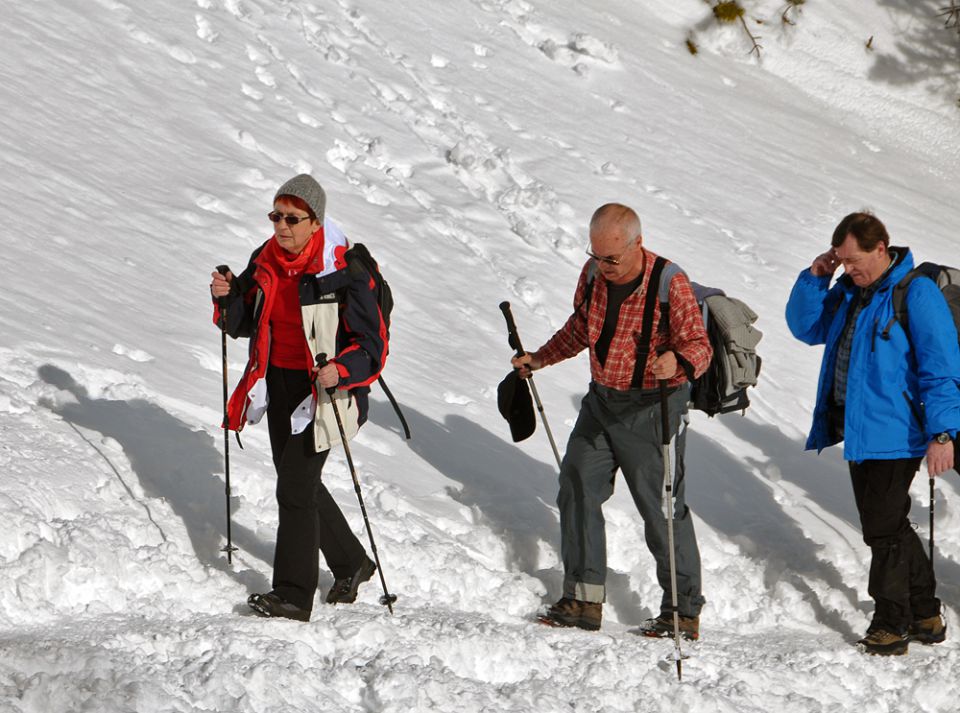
[274,174,326,221]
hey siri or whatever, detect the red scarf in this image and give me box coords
[261,228,325,369]
[260,227,326,277]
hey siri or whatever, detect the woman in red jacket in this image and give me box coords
[210,174,387,621]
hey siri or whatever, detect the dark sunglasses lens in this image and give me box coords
[268,212,311,225]
[587,251,618,266]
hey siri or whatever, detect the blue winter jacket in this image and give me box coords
[785,247,960,462]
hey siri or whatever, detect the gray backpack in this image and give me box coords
[885,262,960,347]
[582,258,763,415]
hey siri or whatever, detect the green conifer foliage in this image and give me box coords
[713,1,745,23]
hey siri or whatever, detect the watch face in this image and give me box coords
[936,433,952,444]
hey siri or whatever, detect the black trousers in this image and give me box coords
[266,366,367,611]
[849,457,940,634]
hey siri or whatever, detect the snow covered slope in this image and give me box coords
[1,1,959,711]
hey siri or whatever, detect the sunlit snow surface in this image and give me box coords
[2,0,960,711]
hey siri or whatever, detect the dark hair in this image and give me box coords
[275,194,317,221]
[831,212,889,251]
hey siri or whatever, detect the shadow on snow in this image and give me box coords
[37,364,272,596]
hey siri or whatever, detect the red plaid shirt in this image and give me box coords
[537,249,712,391]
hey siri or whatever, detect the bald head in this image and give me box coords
[590,203,642,243]
[588,203,646,285]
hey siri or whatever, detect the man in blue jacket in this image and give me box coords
[786,211,960,656]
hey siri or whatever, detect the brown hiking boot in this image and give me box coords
[857,629,909,656]
[538,597,602,631]
[909,615,946,645]
[640,614,700,641]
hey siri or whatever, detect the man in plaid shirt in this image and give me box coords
[512,203,712,636]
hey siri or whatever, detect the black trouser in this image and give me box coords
[849,457,940,634]
[266,366,367,611]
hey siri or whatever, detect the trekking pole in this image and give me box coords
[929,476,935,576]
[499,301,563,469]
[659,378,683,681]
[215,265,239,565]
[315,354,398,614]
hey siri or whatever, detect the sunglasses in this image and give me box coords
[585,249,626,266]
[268,211,315,225]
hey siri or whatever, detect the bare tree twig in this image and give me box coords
[739,14,763,57]
[781,0,806,27]
[939,3,960,31]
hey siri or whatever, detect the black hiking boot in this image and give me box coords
[538,597,602,631]
[857,628,909,656]
[640,614,700,641]
[247,592,311,622]
[909,615,946,645]
[326,558,377,604]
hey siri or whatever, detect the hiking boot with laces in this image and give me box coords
[538,597,603,631]
[857,629,909,656]
[326,558,377,604]
[247,591,311,622]
[640,614,700,641]
[909,615,946,645]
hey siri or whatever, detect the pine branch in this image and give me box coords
[712,2,763,57]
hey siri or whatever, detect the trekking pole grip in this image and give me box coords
[215,264,232,306]
[215,264,232,330]
[315,353,338,396]
[499,301,525,355]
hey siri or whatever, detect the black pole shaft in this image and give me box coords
[216,265,238,564]
[499,301,562,469]
[317,354,396,613]
[930,476,935,576]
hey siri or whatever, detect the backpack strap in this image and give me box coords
[881,263,940,342]
[630,256,668,388]
[575,261,599,317]
[377,375,411,440]
[658,263,684,304]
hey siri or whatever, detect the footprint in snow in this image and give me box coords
[241,83,264,101]
[237,168,275,190]
[254,66,276,88]
[297,112,322,128]
[443,392,475,406]
[193,193,232,215]
[195,15,219,43]
[112,344,154,363]
[126,25,197,65]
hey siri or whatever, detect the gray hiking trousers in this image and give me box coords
[558,382,705,617]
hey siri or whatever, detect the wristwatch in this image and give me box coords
[934,432,952,445]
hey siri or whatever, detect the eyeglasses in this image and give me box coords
[586,239,638,266]
[268,211,314,225]
[586,249,626,266]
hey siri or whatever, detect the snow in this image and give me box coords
[2,0,960,711]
